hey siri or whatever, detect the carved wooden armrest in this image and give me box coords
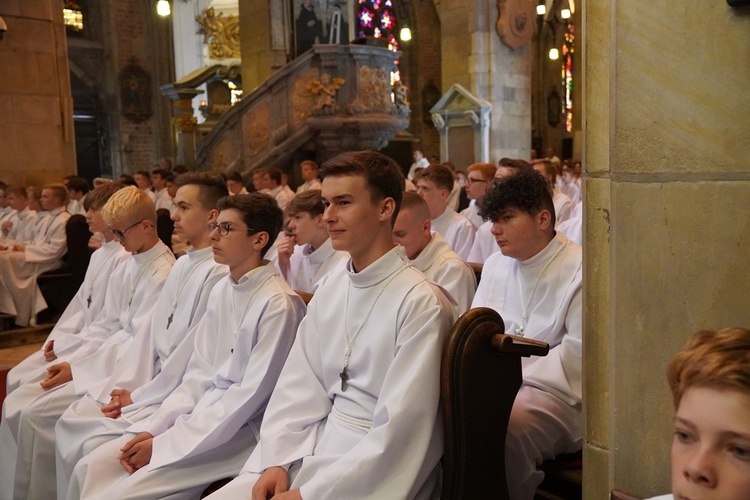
[491,333,550,357]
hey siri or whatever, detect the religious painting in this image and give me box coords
[293,0,352,57]
[119,58,152,124]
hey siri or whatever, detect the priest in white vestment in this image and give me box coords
[472,171,582,499]
[416,164,475,260]
[0,186,174,500]
[276,189,348,293]
[68,193,305,499]
[393,192,476,315]
[54,172,230,495]
[5,183,130,394]
[207,151,455,500]
[0,183,71,326]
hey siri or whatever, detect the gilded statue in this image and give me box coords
[307,73,345,111]
[196,7,241,60]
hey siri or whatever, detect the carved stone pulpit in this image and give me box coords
[430,84,492,167]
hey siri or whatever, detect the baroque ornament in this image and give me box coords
[307,73,346,113]
[196,7,241,60]
[496,0,536,50]
[350,66,393,115]
[120,57,152,124]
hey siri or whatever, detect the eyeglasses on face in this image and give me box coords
[109,220,144,240]
[465,177,490,185]
[208,221,256,237]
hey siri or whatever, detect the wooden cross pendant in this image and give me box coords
[87,296,92,308]
[166,313,173,329]
[339,368,349,391]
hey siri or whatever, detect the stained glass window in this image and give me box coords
[356,0,401,84]
[63,1,84,33]
[561,23,574,133]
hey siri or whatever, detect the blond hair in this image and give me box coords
[667,327,750,409]
[43,183,69,205]
[101,185,156,226]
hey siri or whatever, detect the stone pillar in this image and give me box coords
[162,88,202,168]
[583,1,750,498]
[437,0,531,162]
[0,1,76,185]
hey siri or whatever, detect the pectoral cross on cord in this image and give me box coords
[339,368,349,391]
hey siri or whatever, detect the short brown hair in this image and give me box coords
[287,189,324,218]
[43,183,69,205]
[667,328,750,409]
[84,182,125,212]
[416,165,454,192]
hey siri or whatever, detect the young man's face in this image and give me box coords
[166,181,178,198]
[671,386,750,499]
[252,173,265,191]
[109,217,151,254]
[562,171,574,185]
[392,207,430,260]
[322,174,386,261]
[152,174,166,190]
[490,207,549,261]
[66,186,83,201]
[134,174,150,190]
[416,178,448,218]
[288,211,322,247]
[210,208,256,269]
[172,185,215,245]
[227,179,243,195]
[0,189,8,208]
[301,163,317,182]
[465,171,492,201]
[85,208,108,236]
[264,174,276,189]
[8,192,28,212]
[413,151,424,162]
[40,188,63,211]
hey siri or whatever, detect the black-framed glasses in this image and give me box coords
[465,177,490,185]
[208,221,256,237]
[109,220,144,240]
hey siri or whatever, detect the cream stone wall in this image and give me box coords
[583,1,750,497]
[437,0,531,163]
[0,1,75,186]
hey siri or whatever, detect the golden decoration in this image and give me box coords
[291,69,320,126]
[172,116,197,132]
[196,7,241,60]
[307,73,345,111]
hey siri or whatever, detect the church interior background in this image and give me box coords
[1,0,749,497]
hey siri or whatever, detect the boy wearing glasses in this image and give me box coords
[54,172,230,495]
[460,162,497,229]
[67,193,305,499]
[207,151,455,500]
[0,186,174,500]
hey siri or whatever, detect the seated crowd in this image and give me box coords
[1,149,587,499]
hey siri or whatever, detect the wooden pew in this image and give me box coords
[440,307,549,499]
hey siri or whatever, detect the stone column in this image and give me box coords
[162,87,202,167]
[437,0,531,162]
[583,1,750,498]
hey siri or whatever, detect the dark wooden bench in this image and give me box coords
[36,214,93,324]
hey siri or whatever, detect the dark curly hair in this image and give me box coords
[216,192,283,257]
[477,170,556,227]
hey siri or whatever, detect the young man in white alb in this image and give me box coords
[0,183,71,326]
[393,191,476,315]
[4,183,129,394]
[472,170,582,499]
[152,168,173,211]
[460,162,496,229]
[533,160,574,226]
[68,192,305,499]
[207,150,455,500]
[265,167,295,211]
[0,186,174,500]
[275,189,348,293]
[467,158,533,264]
[0,185,38,247]
[416,164,475,260]
[295,160,322,193]
[54,172,231,495]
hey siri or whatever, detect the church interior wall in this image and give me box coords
[583,0,750,497]
[0,0,76,186]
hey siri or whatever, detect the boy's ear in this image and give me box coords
[253,231,269,251]
[207,208,219,223]
[380,197,396,222]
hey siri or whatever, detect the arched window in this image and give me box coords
[356,0,401,83]
[561,23,574,133]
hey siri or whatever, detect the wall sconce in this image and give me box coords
[549,47,559,60]
[560,8,571,19]
[156,0,171,16]
[536,1,547,16]
[399,26,412,42]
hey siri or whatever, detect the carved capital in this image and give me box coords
[496,0,536,50]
